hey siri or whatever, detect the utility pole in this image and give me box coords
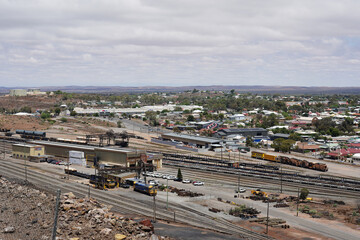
[153,195,156,222]
[237,171,240,192]
[67,151,70,180]
[280,162,283,193]
[51,189,61,240]
[221,146,223,160]
[297,188,300,217]
[23,141,27,183]
[166,178,169,210]
[266,199,269,234]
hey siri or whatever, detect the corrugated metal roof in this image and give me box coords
[162,133,221,144]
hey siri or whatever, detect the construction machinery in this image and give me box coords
[251,189,268,198]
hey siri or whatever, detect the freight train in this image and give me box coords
[16,129,46,139]
[251,151,328,172]
[134,182,157,196]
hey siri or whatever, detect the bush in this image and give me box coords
[309,209,317,215]
[300,188,309,200]
[60,117,67,123]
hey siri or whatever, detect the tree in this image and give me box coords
[109,112,115,118]
[117,121,123,128]
[173,127,181,133]
[187,115,195,122]
[60,117,67,123]
[19,106,32,113]
[174,106,183,111]
[245,137,253,147]
[261,113,279,128]
[177,168,183,180]
[70,110,77,117]
[300,188,309,200]
[218,113,225,121]
[272,138,295,152]
[40,111,51,119]
[54,107,61,115]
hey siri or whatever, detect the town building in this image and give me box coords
[12,143,45,159]
[214,128,268,138]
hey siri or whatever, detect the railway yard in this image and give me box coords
[0,120,360,240]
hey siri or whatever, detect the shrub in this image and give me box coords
[309,210,317,215]
[300,188,309,200]
[60,117,67,123]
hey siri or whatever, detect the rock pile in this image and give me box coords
[57,192,169,240]
[0,176,173,240]
[0,176,55,240]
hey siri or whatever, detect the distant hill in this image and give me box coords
[1,85,360,94]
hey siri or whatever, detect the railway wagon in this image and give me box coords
[252,151,328,172]
[251,151,265,159]
[251,151,279,163]
[263,153,279,162]
[134,182,157,196]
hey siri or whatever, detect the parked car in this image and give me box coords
[182,179,191,184]
[148,180,159,186]
[162,175,169,179]
[235,188,247,193]
[193,181,204,186]
[166,175,176,180]
[154,173,162,178]
[120,183,130,188]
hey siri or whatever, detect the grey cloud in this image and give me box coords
[0,0,360,87]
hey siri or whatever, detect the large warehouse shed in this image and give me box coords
[161,133,222,148]
[29,140,161,168]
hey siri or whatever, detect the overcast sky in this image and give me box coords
[0,0,359,87]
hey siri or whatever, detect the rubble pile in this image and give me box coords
[0,176,55,239]
[229,205,260,219]
[57,192,168,240]
[168,186,204,197]
[0,176,173,240]
[250,217,289,228]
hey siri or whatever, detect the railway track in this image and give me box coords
[160,165,360,199]
[0,159,272,240]
[163,158,360,187]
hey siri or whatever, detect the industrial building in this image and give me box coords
[9,89,27,96]
[214,128,268,139]
[161,133,222,148]
[29,140,162,168]
[9,88,46,96]
[12,143,45,159]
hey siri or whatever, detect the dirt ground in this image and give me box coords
[0,95,60,112]
[195,198,334,240]
[0,115,50,131]
[287,199,360,231]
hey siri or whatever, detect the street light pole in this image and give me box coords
[266,199,269,234]
[237,171,240,192]
[280,162,283,193]
[297,188,300,217]
[166,178,169,210]
[23,141,27,183]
